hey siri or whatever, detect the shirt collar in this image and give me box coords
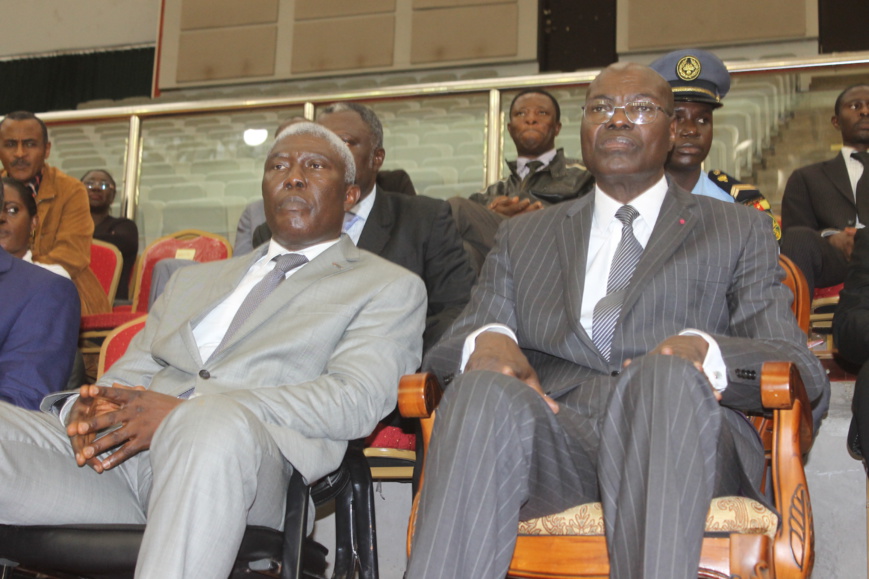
[592,175,668,239]
[263,237,340,265]
[350,184,377,222]
[516,148,558,176]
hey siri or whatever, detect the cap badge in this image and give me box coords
[676,56,701,81]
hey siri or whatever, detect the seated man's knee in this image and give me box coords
[152,395,262,457]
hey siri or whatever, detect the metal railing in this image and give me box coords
[34,51,869,222]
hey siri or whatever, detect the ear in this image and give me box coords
[44,141,51,160]
[553,121,562,137]
[343,184,361,211]
[668,116,677,151]
[372,147,385,172]
[30,213,39,232]
[831,114,841,131]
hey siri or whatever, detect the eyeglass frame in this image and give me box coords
[83,180,115,192]
[581,100,671,125]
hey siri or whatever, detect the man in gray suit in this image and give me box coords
[0,122,427,578]
[406,63,828,579]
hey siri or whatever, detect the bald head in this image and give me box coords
[580,62,676,202]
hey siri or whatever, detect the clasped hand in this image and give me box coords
[66,384,183,473]
[487,196,544,217]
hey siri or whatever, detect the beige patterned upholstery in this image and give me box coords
[518,496,777,539]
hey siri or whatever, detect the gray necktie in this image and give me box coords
[592,205,643,361]
[851,151,869,224]
[217,253,308,350]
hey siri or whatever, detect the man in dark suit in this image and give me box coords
[0,179,80,410]
[253,102,476,350]
[447,89,594,272]
[833,227,869,470]
[780,83,869,296]
[406,63,828,579]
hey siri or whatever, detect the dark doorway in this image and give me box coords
[819,0,869,53]
[538,0,616,72]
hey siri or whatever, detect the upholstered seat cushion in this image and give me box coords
[517,496,778,539]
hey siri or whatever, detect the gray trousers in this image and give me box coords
[406,355,763,579]
[0,395,293,578]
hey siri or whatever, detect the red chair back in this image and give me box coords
[97,315,148,378]
[89,240,123,304]
[130,230,232,313]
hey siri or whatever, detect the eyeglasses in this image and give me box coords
[84,180,114,191]
[582,101,669,125]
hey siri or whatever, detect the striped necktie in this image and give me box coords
[591,205,643,361]
[851,151,869,224]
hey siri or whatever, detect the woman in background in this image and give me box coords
[0,177,70,279]
[82,169,138,301]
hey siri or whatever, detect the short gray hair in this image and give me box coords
[273,121,356,184]
[318,102,384,150]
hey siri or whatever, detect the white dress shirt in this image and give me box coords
[344,185,377,244]
[841,146,866,229]
[193,237,338,362]
[23,250,71,279]
[462,175,728,391]
[515,148,558,179]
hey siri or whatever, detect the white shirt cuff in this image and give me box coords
[679,328,727,392]
[58,394,80,426]
[460,324,518,371]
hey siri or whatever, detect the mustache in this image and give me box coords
[10,159,29,168]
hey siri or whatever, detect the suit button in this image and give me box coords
[611,370,620,377]
[199,370,211,379]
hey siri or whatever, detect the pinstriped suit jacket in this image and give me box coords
[425,183,829,428]
[86,236,427,482]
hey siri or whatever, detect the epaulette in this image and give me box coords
[708,170,781,240]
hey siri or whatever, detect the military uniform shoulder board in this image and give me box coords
[707,170,781,241]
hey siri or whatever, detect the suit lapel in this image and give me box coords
[619,183,696,320]
[357,191,393,254]
[174,251,264,366]
[206,237,359,363]
[557,195,596,353]
[823,155,856,209]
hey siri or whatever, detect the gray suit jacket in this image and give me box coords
[426,183,829,428]
[90,236,427,481]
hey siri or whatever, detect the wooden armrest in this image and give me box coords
[398,372,442,419]
[760,361,813,454]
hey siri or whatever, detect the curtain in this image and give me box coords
[0,47,155,114]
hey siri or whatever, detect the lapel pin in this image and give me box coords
[679,218,686,225]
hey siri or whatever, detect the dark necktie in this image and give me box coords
[524,160,544,180]
[592,205,643,361]
[217,253,308,351]
[851,151,869,224]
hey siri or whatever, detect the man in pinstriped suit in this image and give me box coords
[406,63,828,579]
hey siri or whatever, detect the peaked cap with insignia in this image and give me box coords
[649,48,731,109]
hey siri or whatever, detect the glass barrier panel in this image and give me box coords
[138,107,303,249]
[50,120,130,216]
[351,92,490,200]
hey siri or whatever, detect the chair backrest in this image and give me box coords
[779,254,810,334]
[129,229,232,313]
[97,315,148,378]
[89,240,123,305]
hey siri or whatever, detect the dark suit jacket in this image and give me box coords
[781,152,857,232]
[426,183,829,429]
[0,247,80,410]
[834,228,869,364]
[253,190,476,351]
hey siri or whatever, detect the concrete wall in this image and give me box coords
[0,0,159,58]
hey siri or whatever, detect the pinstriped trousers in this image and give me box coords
[406,355,762,579]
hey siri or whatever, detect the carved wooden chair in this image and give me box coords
[401,254,816,579]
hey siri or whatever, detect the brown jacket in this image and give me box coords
[30,164,110,314]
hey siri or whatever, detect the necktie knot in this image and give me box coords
[273,252,308,274]
[525,160,544,176]
[615,204,639,227]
